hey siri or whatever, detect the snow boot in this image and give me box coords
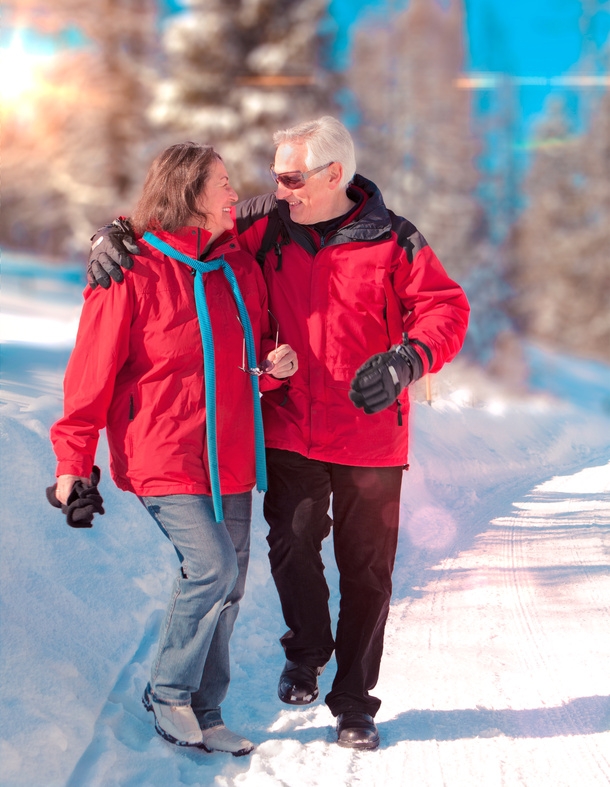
[336,712,380,750]
[278,660,325,705]
[200,724,254,756]
[142,684,203,746]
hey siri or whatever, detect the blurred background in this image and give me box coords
[1,0,609,372]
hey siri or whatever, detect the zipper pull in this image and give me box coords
[397,400,403,426]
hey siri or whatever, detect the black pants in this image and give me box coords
[264,448,403,717]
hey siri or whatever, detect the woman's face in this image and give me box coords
[197,159,238,241]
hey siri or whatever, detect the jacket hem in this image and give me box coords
[264,441,408,468]
[113,477,255,497]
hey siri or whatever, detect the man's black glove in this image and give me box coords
[349,341,424,414]
[46,466,105,528]
[88,218,139,290]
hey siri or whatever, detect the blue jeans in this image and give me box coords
[140,492,251,728]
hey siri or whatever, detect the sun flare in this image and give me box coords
[0,31,49,106]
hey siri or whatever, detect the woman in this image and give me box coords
[49,142,297,755]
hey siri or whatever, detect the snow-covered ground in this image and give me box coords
[1,254,609,787]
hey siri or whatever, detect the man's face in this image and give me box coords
[273,142,335,225]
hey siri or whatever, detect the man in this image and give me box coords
[88,117,469,750]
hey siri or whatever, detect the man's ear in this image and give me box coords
[327,162,344,190]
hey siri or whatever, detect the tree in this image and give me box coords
[346,0,489,281]
[509,91,610,362]
[149,0,337,196]
[345,0,519,371]
[1,0,157,257]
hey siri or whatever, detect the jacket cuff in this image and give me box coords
[56,458,94,479]
[409,338,433,374]
[259,374,284,392]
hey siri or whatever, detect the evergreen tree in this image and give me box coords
[149,0,337,196]
[346,0,489,280]
[509,91,610,362]
[1,0,157,256]
[345,0,518,370]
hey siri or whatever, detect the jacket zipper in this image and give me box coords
[129,394,135,421]
[396,400,403,426]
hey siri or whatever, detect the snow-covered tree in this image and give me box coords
[345,0,518,371]
[1,0,158,256]
[149,0,337,196]
[346,0,489,281]
[509,91,610,363]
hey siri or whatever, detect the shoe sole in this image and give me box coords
[200,742,254,757]
[277,686,319,705]
[336,736,380,750]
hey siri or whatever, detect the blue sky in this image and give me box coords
[329,0,610,73]
[327,0,610,161]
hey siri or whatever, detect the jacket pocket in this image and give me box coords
[126,393,137,457]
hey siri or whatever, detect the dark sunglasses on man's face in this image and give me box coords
[269,162,333,190]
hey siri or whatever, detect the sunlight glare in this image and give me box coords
[0,31,48,106]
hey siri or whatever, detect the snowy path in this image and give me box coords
[375,460,610,787]
[1,263,610,786]
[52,448,610,787]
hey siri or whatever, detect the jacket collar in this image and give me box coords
[276,173,392,248]
[341,174,392,241]
[151,226,238,260]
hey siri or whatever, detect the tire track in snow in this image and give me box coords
[502,468,610,784]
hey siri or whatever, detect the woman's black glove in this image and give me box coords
[46,466,105,528]
[88,218,139,289]
[349,341,424,414]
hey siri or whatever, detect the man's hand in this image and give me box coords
[88,218,139,290]
[266,344,298,378]
[349,342,424,414]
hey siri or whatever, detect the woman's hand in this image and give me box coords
[266,344,298,379]
[56,474,90,505]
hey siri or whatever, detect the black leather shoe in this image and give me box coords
[278,660,324,705]
[336,712,380,750]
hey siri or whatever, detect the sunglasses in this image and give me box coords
[269,162,333,190]
[238,311,280,376]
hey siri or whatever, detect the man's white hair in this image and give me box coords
[273,116,356,188]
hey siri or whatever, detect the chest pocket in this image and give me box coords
[324,263,392,387]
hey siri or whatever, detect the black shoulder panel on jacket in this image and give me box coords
[389,212,428,264]
[235,193,277,234]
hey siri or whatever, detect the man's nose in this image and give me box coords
[275,182,292,199]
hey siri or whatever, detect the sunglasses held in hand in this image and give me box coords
[269,162,333,190]
[239,311,280,376]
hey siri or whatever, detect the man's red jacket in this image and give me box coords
[237,175,470,467]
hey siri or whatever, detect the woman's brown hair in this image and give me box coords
[130,142,222,234]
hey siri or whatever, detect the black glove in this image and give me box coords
[87,218,139,290]
[349,341,424,414]
[46,466,105,528]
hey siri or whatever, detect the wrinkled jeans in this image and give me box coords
[140,492,251,729]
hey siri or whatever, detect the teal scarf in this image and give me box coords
[143,232,267,522]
